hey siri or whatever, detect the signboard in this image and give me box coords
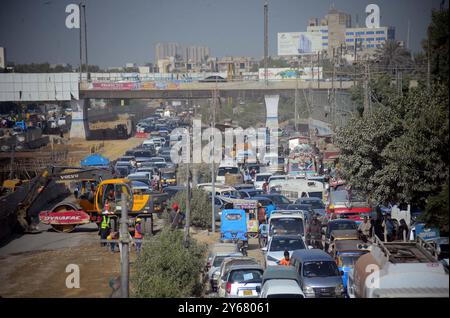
[92,82,136,90]
[258,67,322,81]
[278,32,322,56]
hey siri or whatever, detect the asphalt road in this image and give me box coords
[0,222,99,257]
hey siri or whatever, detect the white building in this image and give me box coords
[0,47,5,69]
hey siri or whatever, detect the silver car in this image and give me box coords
[290,249,345,298]
[206,249,243,292]
[219,264,264,298]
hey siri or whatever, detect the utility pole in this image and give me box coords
[184,159,191,247]
[317,51,320,89]
[82,2,90,81]
[363,61,370,117]
[331,48,336,126]
[78,2,83,83]
[119,192,129,298]
[427,38,431,90]
[294,56,298,131]
[264,0,269,87]
[211,83,217,233]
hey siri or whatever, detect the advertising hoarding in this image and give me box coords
[278,32,322,56]
[258,67,322,81]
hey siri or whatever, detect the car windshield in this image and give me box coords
[303,261,340,278]
[267,195,290,204]
[270,218,304,236]
[213,256,228,267]
[308,192,323,199]
[162,173,176,179]
[248,190,263,196]
[329,221,357,232]
[269,237,305,252]
[218,167,239,176]
[299,200,325,209]
[229,269,263,284]
[256,175,270,181]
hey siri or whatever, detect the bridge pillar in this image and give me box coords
[69,99,90,139]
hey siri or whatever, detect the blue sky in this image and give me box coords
[0,0,445,67]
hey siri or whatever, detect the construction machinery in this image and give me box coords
[8,165,166,235]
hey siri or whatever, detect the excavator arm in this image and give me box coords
[15,166,113,232]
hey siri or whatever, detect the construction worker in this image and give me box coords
[170,203,184,229]
[100,209,111,247]
[134,218,143,253]
[278,250,291,266]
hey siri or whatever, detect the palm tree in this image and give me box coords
[374,40,412,74]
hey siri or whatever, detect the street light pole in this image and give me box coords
[79,2,83,83]
[82,2,90,81]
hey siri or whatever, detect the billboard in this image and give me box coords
[258,67,322,81]
[278,32,322,56]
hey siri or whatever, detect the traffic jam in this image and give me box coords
[54,106,447,299]
[200,131,449,298]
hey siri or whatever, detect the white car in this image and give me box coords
[262,235,307,268]
[260,279,305,298]
[254,173,272,190]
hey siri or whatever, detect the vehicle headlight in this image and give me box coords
[335,283,344,294]
[303,285,314,295]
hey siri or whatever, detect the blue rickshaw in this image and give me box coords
[220,209,248,255]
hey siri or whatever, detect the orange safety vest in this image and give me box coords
[134,223,143,239]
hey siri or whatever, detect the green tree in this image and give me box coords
[132,229,206,297]
[373,40,412,74]
[168,188,212,229]
[335,84,449,208]
[421,184,449,235]
[422,8,449,86]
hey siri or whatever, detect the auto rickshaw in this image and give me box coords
[220,209,248,255]
[219,197,260,239]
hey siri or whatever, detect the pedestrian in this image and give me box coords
[257,203,266,224]
[265,201,275,221]
[99,210,111,247]
[278,250,291,266]
[382,213,395,242]
[307,215,322,249]
[262,181,269,194]
[170,203,184,229]
[108,231,118,253]
[134,218,143,253]
[358,216,372,242]
[397,219,409,242]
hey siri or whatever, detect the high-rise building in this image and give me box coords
[306,8,394,57]
[155,42,182,63]
[0,47,5,69]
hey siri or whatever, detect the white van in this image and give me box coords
[277,179,325,202]
[217,161,240,184]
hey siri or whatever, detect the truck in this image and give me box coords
[347,235,449,298]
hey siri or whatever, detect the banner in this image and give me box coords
[92,82,137,90]
[278,32,322,56]
[258,67,322,81]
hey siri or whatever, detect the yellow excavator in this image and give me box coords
[13,166,165,234]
